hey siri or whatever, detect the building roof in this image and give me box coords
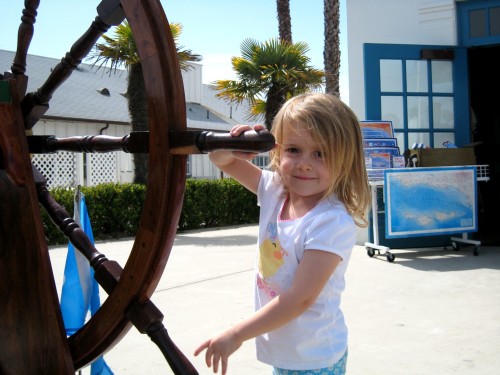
[1,49,130,123]
[0,49,233,131]
[187,102,234,131]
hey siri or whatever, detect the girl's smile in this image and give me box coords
[293,175,316,180]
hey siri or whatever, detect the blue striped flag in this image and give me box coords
[60,189,114,375]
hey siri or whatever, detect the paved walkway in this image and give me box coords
[49,225,500,374]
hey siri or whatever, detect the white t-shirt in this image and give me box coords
[255,170,355,370]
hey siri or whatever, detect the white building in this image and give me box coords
[346,0,500,243]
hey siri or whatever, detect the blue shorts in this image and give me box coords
[272,350,348,375]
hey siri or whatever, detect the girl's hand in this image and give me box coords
[229,124,266,136]
[208,123,266,194]
[229,124,267,160]
[194,328,243,375]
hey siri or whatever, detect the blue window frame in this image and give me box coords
[457,0,500,47]
[364,43,470,151]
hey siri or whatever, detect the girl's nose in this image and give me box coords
[296,156,313,170]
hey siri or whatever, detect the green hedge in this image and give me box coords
[179,178,259,229]
[42,178,258,245]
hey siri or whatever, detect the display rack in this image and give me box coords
[364,165,490,262]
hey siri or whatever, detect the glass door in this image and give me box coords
[364,43,470,151]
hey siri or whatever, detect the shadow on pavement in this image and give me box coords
[370,245,500,272]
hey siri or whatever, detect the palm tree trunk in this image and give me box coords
[265,84,286,131]
[128,63,148,184]
[324,0,340,97]
[276,0,292,43]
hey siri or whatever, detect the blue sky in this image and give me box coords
[0,0,348,101]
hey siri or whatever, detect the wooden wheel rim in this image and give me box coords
[66,0,187,368]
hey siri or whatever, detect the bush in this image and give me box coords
[178,178,258,230]
[42,178,258,245]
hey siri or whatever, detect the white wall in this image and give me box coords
[190,154,221,179]
[201,84,261,126]
[181,62,203,104]
[346,0,457,120]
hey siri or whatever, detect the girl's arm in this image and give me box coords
[209,125,267,194]
[194,249,342,374]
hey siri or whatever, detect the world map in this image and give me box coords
[384,167,477,238]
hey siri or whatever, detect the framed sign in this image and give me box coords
[363,138,398,148]
[360,120,394,138]
[384,166,477,238]
[364,146,400,158]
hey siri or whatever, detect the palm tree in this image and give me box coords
[89,21,201,183]
[323,0,341,96]
[214,38,324,130]
[276,0,292,44]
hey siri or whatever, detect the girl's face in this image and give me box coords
[279,124,332,202]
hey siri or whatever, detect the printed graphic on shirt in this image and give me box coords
[257,223,288,298]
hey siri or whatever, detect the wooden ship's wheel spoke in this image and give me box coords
[0,0,274,374]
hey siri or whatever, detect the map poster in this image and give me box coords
[384,166,477,238]
[363,146,400,159]
[360,121,394,138]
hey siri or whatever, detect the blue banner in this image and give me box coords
[60,189,113,374]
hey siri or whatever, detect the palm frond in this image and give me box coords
[216,37,325,128]
[88,20,202,72]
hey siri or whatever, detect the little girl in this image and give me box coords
[194,93,371,374]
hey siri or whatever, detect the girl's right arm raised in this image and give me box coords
[208,125,267,194]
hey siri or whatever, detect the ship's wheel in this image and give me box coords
[0,1,273,374]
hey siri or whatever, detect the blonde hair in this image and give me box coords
[269,93,371,227]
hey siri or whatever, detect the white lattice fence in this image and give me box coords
[31,152,81,188]
[87,153,118,186]
[31,152,119,188]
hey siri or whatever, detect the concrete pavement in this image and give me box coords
[48,225,500,374]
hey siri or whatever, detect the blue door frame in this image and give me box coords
[363,43,470,249]
[364,43,470,150]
